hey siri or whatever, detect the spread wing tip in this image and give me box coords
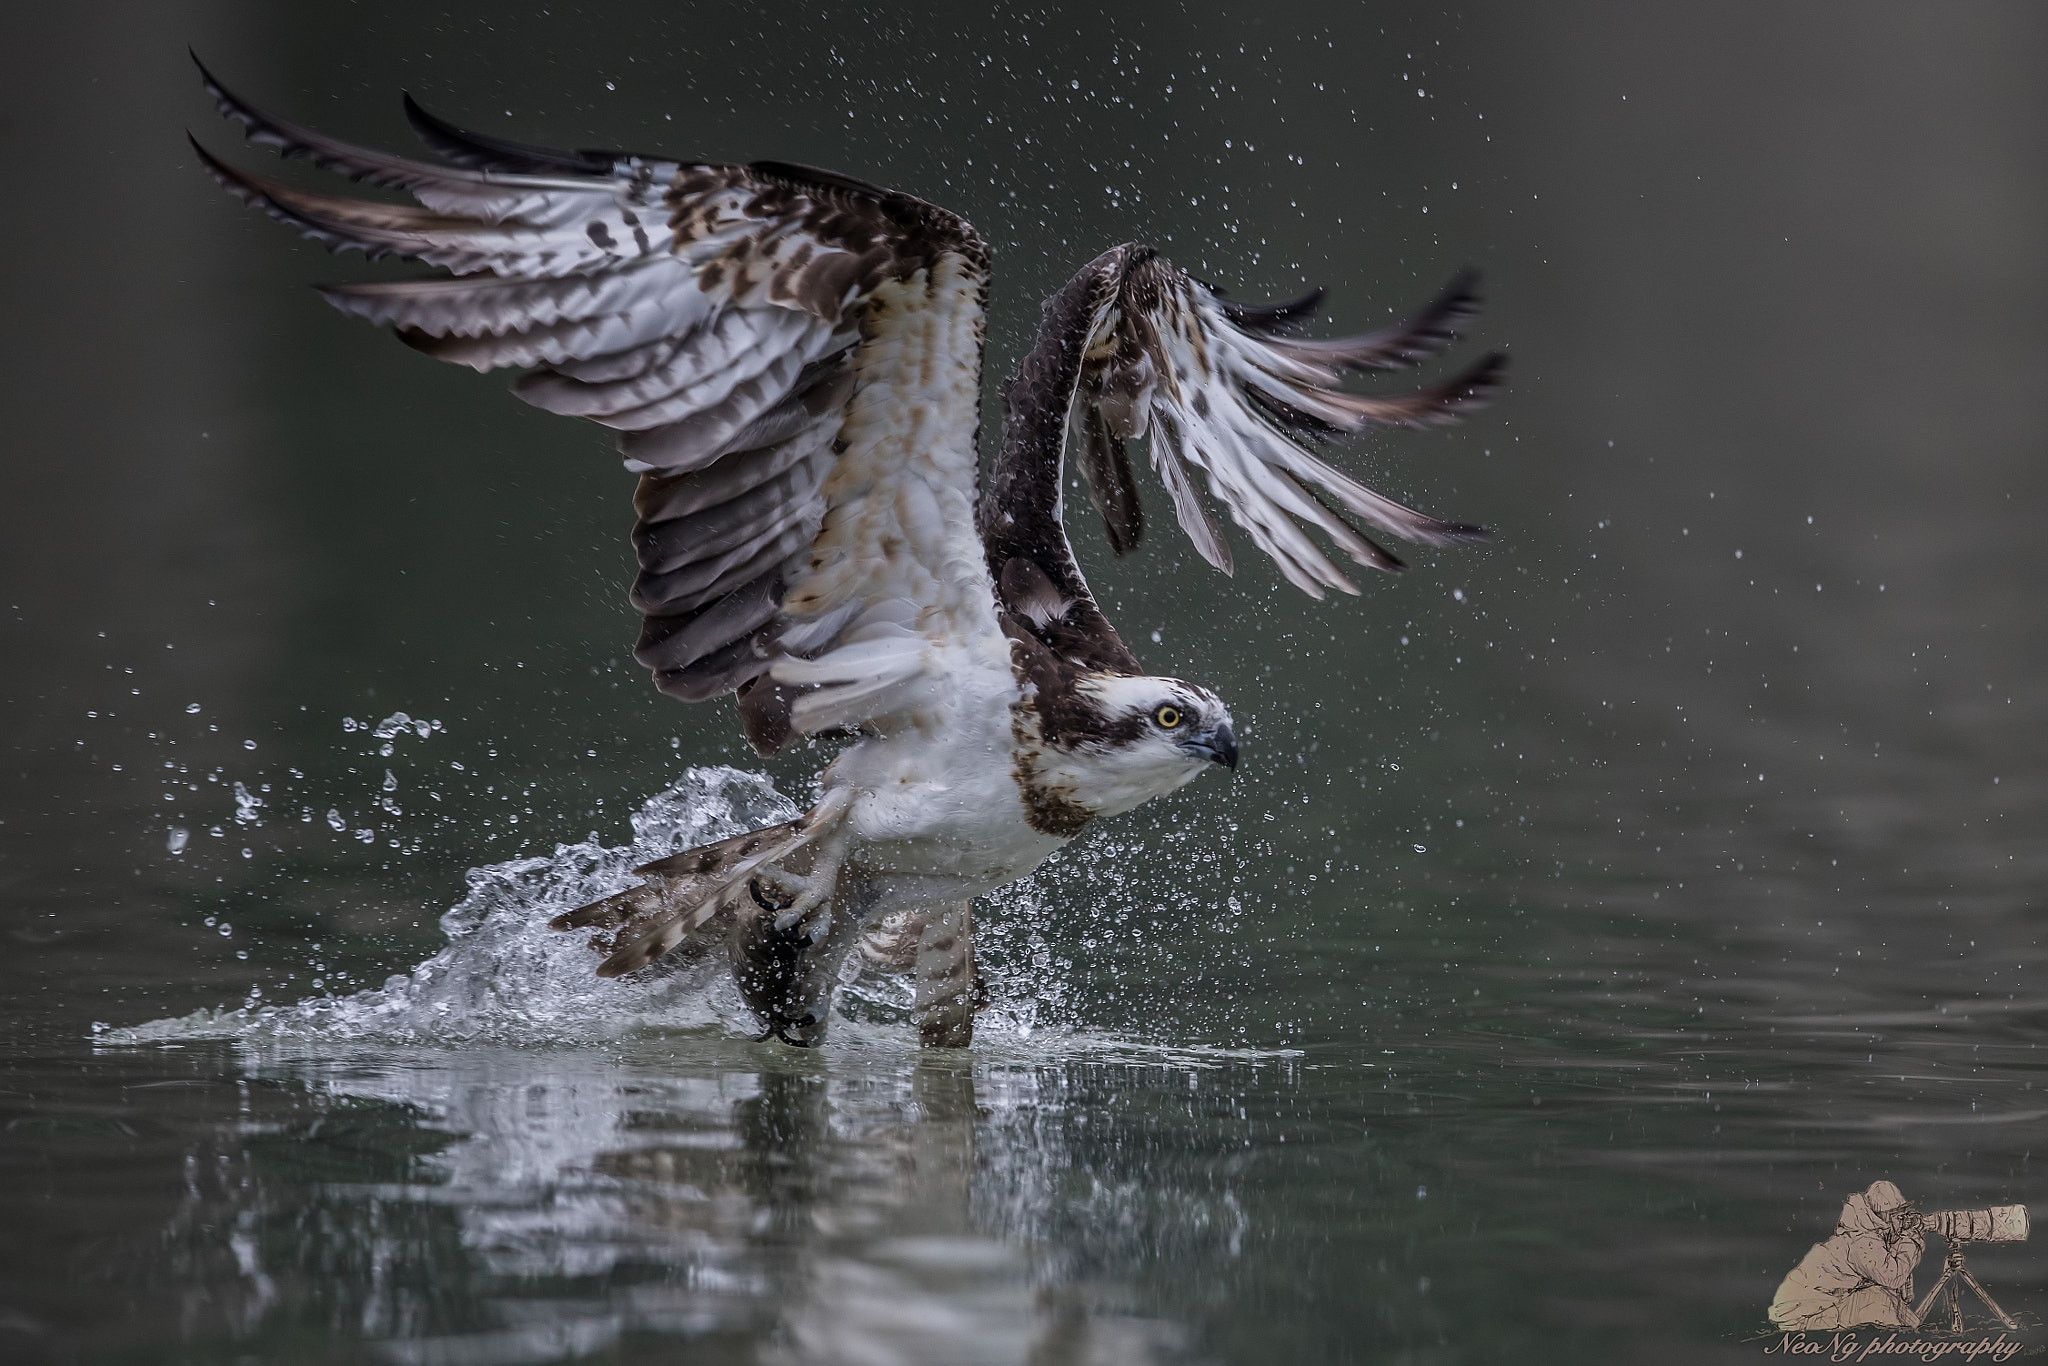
[1399,521,1493,552]
[1055,249,1504,599]
[1444,348,1508,406]
[1315,350,1507,432]
[400,90,617,175]
[1216,283,1327,333]
[188,133,326,238]
[190,52,304,162]
[188,49,249,135]
[1419,348,1511,423]
[1259,268,1491,377]
[188,134,430,262]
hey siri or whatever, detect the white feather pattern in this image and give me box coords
[1069,250,1501,594]
[519,307,793,420]
[767,259,1008,736]
[319,258,699,339]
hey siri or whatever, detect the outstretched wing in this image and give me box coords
[193,59,1002,753]
[983,243,1502,632]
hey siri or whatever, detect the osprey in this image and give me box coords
[194,61,1504,1048]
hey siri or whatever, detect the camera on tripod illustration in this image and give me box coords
[1905,1203,2029,1332]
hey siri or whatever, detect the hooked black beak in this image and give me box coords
[1182,722,1238,772]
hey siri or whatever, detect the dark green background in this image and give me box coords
[3,3,2043,1362]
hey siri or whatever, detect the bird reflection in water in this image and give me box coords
[169,1045,1186,1364]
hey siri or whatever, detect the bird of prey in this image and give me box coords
[193,60,1503,1048]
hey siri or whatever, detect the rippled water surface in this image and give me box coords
[5,3,2046,1362]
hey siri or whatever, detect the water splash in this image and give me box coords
[108,767,799,1046]
[106,767,1279,1058]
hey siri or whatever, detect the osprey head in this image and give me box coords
[1033,674,1236,824]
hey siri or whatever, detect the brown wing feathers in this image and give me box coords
[1073,404,1144,556]
[980,257,1144,679]
[194,58,985,743]
[200,55,1498,726]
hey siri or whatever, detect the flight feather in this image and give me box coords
[1011,245,1504,601]
[192,55,1001,754]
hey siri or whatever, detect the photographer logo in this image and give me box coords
[1762,1181,2029,1360]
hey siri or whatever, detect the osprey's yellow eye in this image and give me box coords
[1154,704,1182,729]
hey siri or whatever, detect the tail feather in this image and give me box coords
[549,789,853,979]
[552,881,730,968]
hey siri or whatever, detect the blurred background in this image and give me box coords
[2,2,2043,1362]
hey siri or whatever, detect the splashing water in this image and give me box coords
[108,768,800,1046]
[105,768,1278,1058]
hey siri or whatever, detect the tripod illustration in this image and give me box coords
[1912,1241,2017,1333]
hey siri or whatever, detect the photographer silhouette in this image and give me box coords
[1770,1181,1925,1330]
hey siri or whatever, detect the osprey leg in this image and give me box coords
[913,901,980,1048]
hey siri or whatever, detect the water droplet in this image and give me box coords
[327,809,346,831]
[166,827,189,854]
[185,703,201,714]
[384,770,398,792]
